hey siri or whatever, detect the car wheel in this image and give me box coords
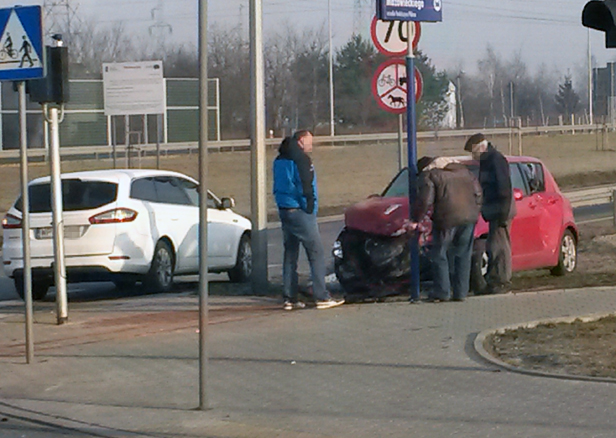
[550,230,577,276]
[228,234,252,283]
[14,277,50,301]
[470,238,488,294]
[145,240,175,292]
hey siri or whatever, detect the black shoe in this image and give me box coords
[452,297,466,302]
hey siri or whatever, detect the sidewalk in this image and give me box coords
[2,288,616,437]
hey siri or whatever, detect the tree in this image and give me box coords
[334,34,386,130]
[415,50,449,130]
[555,74,580,121]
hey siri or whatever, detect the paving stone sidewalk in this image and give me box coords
[2,288,616,437]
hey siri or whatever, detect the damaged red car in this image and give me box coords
[332,156,578,300]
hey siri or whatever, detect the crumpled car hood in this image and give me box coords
[344,196,410,237]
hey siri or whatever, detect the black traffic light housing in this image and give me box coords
[27,46,69,104]
[583,0,616,48]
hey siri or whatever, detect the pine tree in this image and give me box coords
[555,75,580,120]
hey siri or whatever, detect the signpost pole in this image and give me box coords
[398,113,404,170]
[198,0,210,411]
[18,80,34,362]
[406,21,420,302]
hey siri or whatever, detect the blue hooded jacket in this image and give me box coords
[273,136,318,214]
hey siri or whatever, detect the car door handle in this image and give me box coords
[547,198,558,205]
[528,203,537,209]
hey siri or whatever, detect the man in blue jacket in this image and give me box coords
[273,130,344,310]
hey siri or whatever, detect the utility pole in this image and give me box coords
[43,0,78,45]
[588,28,594,125]
[328,0,335,137]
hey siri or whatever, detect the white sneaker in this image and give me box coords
[283,301,306,311]
[316,298,345,310]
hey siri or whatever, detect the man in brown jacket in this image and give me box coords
[413,156,483,302]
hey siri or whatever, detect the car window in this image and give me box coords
[175,178,219,208]
[382,168,409,197]
[153,177,192,205]
[510,164,528,195]
[522,162,545,193]
[15,179,118,213]
[130,178,157,202]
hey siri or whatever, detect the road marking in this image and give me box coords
[577,216,613,225]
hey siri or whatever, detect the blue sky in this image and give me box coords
[0,0,613,79]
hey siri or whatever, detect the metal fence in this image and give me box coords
[0,78,220,150]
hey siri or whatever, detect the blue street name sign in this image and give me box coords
[376,0,443,22]
[0,5,44,81]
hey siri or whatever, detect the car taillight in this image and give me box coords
[2,213,22,229]
[89,208,137,224]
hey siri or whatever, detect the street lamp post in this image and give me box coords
[328,0,335,137]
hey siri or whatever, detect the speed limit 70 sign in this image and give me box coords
[371,16,421,57]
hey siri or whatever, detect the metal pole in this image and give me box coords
[48,105,68,324]
[112,116,117,168]
[156,113,162,169]
[125,115,130,168]
[406,21,419,301]
[398,113,404,170]
[250,0,268,293]
[588,28,594,125]
[328,0,335,137]
[18,82,33,362]
[198,0,210,411]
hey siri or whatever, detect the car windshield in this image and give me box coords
[14,179,118,213]
[382,163,479,198]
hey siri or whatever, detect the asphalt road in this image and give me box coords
[0,203,611,303]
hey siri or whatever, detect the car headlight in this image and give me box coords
[332,240,343,259]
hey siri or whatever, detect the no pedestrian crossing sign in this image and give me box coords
[0,5,43,81]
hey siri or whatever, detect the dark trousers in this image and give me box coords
[430,222,476,300]
[279,208,329,303]
[486,220,512,291]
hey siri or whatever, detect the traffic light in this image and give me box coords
[583,0,616,48]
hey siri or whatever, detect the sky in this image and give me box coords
[0,0,614,81]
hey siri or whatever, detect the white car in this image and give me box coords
[2,169,252,300]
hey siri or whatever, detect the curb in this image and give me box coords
[474,311,616,384]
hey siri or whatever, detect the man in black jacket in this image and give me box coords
[464,133,516,294]
[414,156,483,302]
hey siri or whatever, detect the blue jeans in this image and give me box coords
[430,222,476,300]
[279,208,330,302]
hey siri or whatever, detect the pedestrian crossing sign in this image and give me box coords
[0,5,43,81]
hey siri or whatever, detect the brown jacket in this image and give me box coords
[413,162,483,230]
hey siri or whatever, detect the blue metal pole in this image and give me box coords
[406,23,420,301]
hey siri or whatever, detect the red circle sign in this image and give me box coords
[370,17,421,57]
[372,59,423,114]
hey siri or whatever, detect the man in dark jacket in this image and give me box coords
[273,130,344,310]
[413,156,483,302]
[464,133,516,294]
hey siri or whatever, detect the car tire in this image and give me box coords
[14,276,50,301]
[470,238,488,295]
[228,234,252,283]
[550,230,577,276]
[145,240,175,293]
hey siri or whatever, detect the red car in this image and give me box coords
[332,156,578,299]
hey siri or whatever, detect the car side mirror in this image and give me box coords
[220,197,235,209]
[513,188,524,201]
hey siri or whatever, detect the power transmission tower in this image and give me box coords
[43,0,79,45]
[353,0,370,36]
[149,0,172,52]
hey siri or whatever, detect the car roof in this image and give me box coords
[29,169,196,185]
